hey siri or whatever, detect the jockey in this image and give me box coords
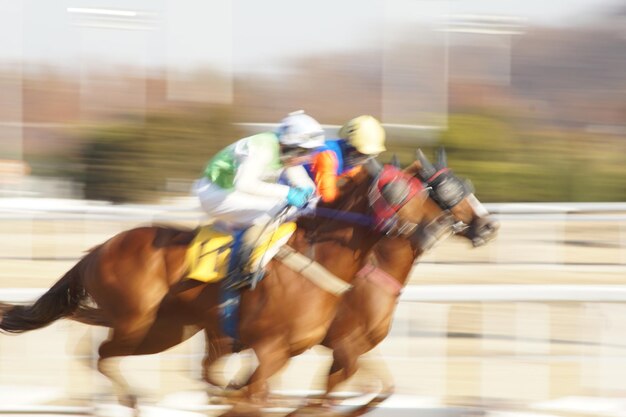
[306,115,386,203]
[195,110,324,277]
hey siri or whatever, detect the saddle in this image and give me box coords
[185,222,297,284]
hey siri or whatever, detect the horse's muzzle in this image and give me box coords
[470,218,499,247]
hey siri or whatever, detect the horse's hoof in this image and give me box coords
[286,405,338,417]
[220,402,262,417]
[304,398,324,407]
[226,379,246,391]
[120,394,138,409]
[208,395,226,405]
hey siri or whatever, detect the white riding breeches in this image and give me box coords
[194,178,292,227]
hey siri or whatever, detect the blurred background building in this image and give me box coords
[0,0,624,202]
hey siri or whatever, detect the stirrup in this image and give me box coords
[224,273,251,291]
[224,269,265,291]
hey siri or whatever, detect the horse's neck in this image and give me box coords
[371,198,444,287]
[371,238,419,288]
[295,171,377,283]
[315,228,375,282]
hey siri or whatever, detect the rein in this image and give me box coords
[308,166,425,237]
[312,207,373,227]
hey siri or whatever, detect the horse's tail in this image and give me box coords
[71,305,110,327]
[0,262,87,333]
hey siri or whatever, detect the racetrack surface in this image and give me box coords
[0,212,625,416]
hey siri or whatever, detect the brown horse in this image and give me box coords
[201,148,499,416]
[0,162,431,413]
[303,149,499,416]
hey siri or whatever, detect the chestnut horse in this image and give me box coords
[0,162,431,413]
[201,148,499,416]
[302,149,499,416]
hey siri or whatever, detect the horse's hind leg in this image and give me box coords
[97,355,137,409]
[97,317,155,409]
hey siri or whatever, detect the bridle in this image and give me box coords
[420,167,475,234]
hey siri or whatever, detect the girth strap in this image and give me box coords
[275,246,353,296]
[356,263,403,297]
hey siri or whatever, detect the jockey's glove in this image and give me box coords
[287,187,314,208]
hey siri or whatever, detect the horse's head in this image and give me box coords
[297,160,434,284]
[344,152,497,296]
[407,148,499,247]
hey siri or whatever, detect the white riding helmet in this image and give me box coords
[276,110,325,149]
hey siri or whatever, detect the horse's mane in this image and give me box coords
[319,167,371,212]
[296,167,372,235]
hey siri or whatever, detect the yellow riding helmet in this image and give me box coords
[338,115,386,155]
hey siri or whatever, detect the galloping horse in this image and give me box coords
[0,161,432,413]
[308,149,498,416]
[200,148,499,416]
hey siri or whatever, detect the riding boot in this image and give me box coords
[224,224,260,288]
[233,241,254,283]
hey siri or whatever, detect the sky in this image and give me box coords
[0,0,622,131]
[448,0,622,22]
[0,0,623,72]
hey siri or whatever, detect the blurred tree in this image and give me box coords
[75,107,241,203]
[384,112,626,202]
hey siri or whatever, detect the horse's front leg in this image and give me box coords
[320,354,395,417]
[97,356,137,409]
[326,344,360,396]
[358,353,395,405]
[218,335,289,417]
[244,335,290,403]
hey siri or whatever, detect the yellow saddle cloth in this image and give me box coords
[185,222,297,282]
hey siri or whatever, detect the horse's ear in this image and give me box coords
[415,149,437,180]
[437,147,448,168]
[364,158,383,176]
[390,154,401,168]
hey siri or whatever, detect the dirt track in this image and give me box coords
[0,215,625,415]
